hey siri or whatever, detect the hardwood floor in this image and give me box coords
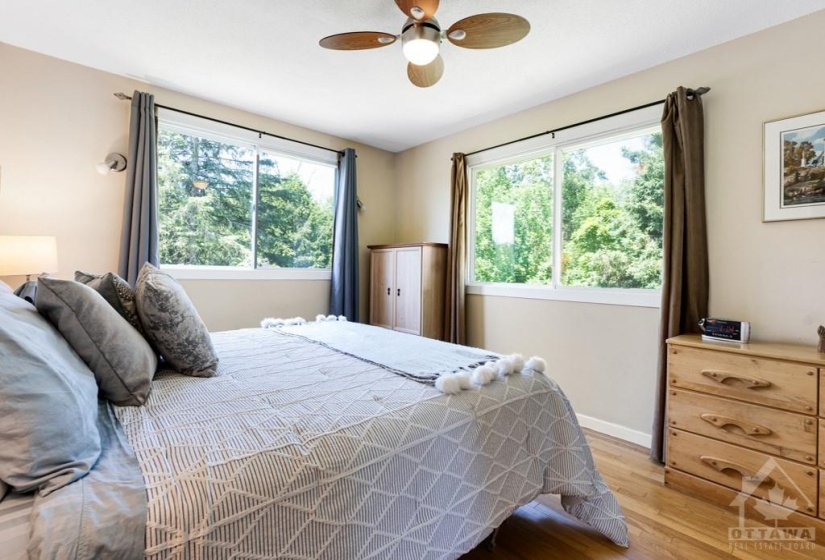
[462,430,822,560]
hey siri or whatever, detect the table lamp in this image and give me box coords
[0,235,59,280]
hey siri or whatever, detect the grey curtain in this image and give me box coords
[651,87,709,462]
[329,148,359,321]
[444,153,467,344]
[118,90,159,287]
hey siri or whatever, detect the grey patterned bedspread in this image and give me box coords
[111,325,628,559]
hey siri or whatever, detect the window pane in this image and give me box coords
[473,156,553,284]
[158,128,255,266]
[561,131,663,289]
[256,153,335,269]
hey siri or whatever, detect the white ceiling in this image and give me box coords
[2,1,825,152]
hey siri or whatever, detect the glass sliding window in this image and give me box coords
[467,104,664,306]
[157,128,255,267]
[472,155,553,284]
[560,129,663,289]
[156,117,336,272]
[256,152,336,269]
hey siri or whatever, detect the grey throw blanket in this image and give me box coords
[271,320,499,383]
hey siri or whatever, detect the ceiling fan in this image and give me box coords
[319,1,530,88]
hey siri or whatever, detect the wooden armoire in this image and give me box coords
[368,243,447,340]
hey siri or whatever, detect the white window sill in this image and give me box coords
[466,283,660,308]
[161,265,332,281]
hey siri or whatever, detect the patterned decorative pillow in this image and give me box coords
[75,271,144,335]
[135,263,218,377]
[0,292,101,496]
[36,277,157,406]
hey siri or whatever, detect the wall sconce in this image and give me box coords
[96,153,127,175]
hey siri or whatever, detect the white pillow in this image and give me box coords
[0,280,12,294]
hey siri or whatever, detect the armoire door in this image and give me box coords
[370,249,395,330]
[393,247,422,335]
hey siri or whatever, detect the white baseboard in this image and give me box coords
[576,414,652,449]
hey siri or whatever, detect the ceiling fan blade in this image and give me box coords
[447,13,530,49]
[395,0,439,21]
[407,55,444,88]
[319,32,397,50]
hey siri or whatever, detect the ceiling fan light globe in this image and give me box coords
[403,38,439,65]
[402,22,441,65]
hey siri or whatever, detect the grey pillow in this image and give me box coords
[135,263,218,377]
[36,277,157,406]
[0,292,101,496]
[75,271,144,335]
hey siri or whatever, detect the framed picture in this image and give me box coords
[764,109,825,221]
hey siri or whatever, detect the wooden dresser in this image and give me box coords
[368,243,446,340]
[665,334,825,539]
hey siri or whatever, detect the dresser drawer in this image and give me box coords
[668,346,817,414]
[667,388,817,464]
[666,429,818,516]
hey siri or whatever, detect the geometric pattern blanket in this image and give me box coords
[114,327,629,559]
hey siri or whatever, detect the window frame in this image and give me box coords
[156,109,338,281]
[466,104,663,308]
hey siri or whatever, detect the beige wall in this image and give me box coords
[394,12,825,440]
[4,11,825,443]
[0,43,397,331]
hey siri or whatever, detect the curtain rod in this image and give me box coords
[465,87,710,158]
[114,93,344,156]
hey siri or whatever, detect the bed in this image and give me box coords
[0,270,628,559]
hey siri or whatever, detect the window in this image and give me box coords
[468,105,664,306]
[156,109,337,279]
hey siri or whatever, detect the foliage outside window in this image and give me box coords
[157,123,335,270]
[470,118,664,300]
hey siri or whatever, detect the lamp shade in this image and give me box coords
[0,236,59,277]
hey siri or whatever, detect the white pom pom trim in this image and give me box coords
[495,358,514,378]
[262,317,307,328]
[509,353,525,372]
[525,356,547,374]
[435,374,463,394]
[471,365,496,386]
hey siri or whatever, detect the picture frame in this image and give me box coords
[764,109,825,221]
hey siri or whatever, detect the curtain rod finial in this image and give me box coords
[114,92,131,100]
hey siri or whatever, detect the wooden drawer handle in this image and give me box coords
[701,369,771,389]
[699,413,772,437]
[700,455,772,485]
